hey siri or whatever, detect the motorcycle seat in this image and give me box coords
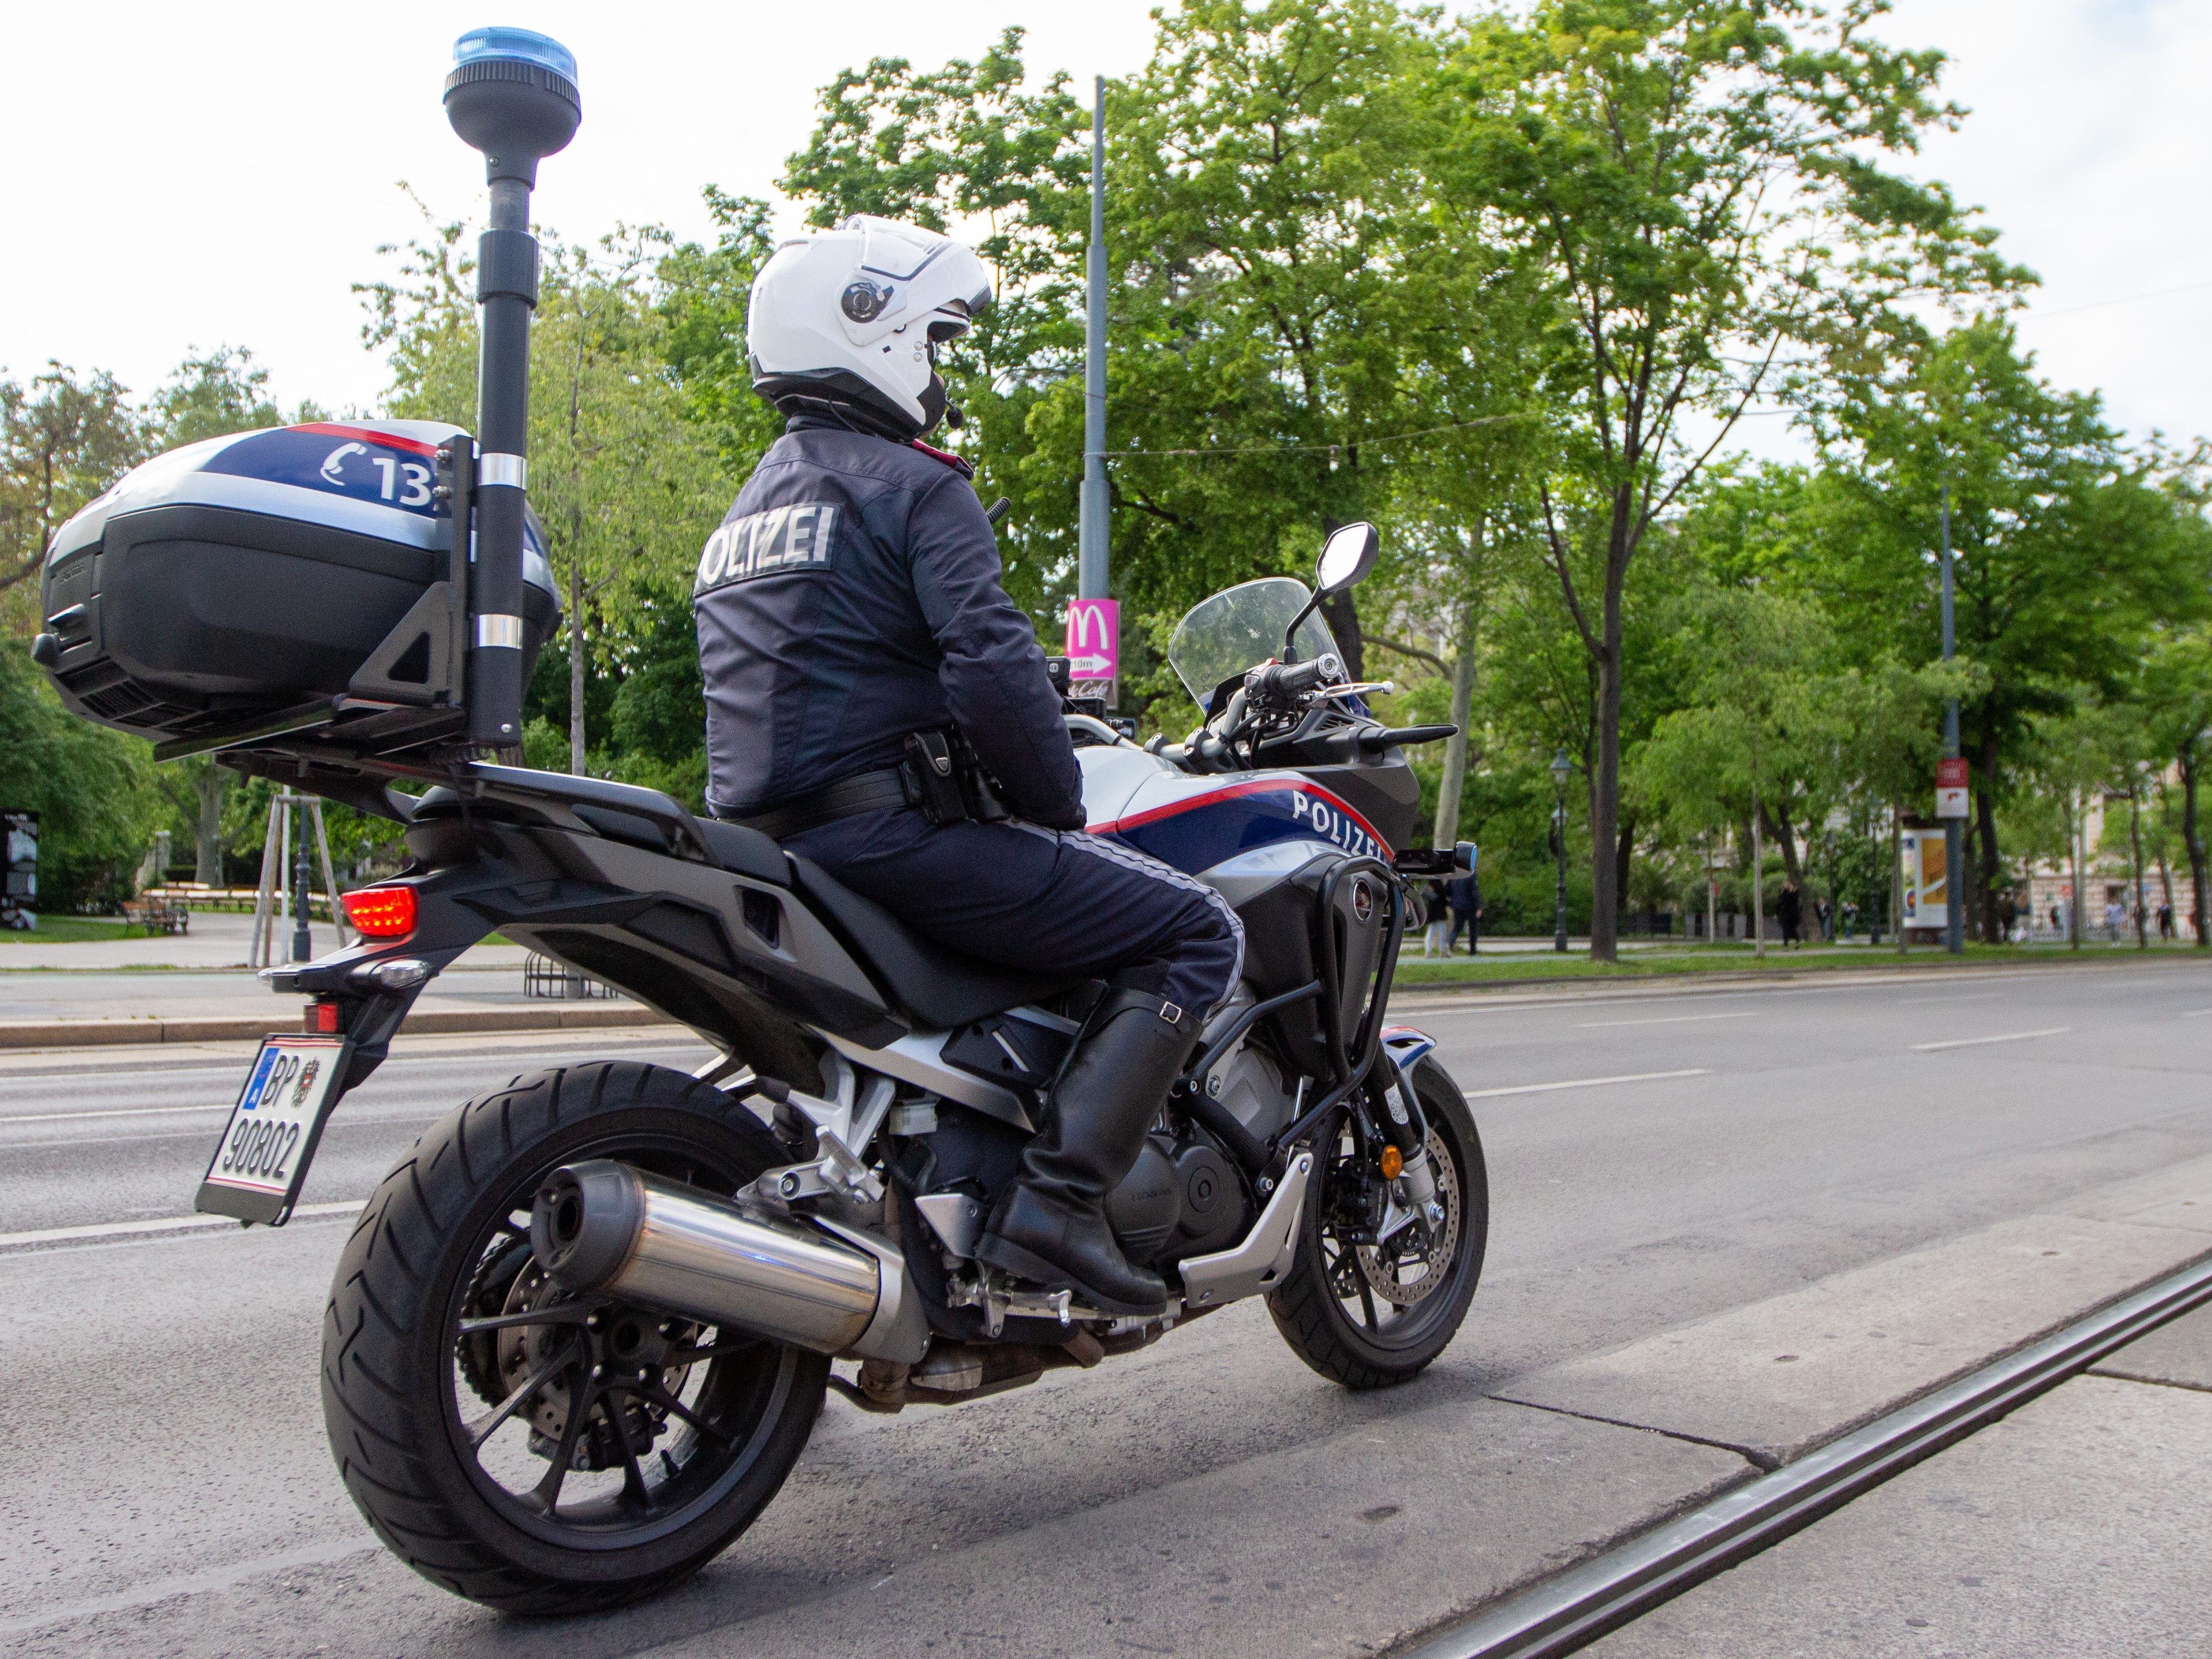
[413,778,792,888]
[691,817,791,886]
[785,853,1086,1029]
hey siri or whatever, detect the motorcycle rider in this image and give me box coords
[695,217,1243,1315]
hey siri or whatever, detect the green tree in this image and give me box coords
[2122,625,2212,945]
[1802,320,2212,939]
[0,645,166,911]
[0,364,146,628]
[144,345,295,448]
[781,7,1539,724]
[1431,0,2017,958]
[361,205,729,773]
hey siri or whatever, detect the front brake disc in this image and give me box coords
[1356,1129,1460,1308]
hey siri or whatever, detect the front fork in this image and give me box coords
[1362,1059,1445,1241]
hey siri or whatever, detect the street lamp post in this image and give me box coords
[1550,749,1573,953]
[290,813,313,964]
[1940,482,1964,954]
[1078,76,1109,604]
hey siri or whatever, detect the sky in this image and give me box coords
[2,1,2207,454]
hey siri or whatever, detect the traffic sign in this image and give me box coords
[1066,597,1119,687]
[1936,756,1968,819]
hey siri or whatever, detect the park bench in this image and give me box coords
[122,896,192,935]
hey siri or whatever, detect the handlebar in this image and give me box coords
[1245,654,1338,702]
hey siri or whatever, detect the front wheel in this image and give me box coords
[1267,1054,1488,1388]
[320,1060,827,1614]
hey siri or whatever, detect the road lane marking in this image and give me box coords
[2179,1008,2212,1019]
[0,1101,231,1124]
[1574,1011,1759,1029]
[1911,1027,2072,1052]
[0,1199,364,1250]
[1463,1068,1709,1100]
[0,1536,378,1637]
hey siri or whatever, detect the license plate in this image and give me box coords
[195,1034,353,1225]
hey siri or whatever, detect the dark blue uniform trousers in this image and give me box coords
[788,807,1245,1022]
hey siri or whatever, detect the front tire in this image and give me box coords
[1267,1055,1488,1389]
[320,1061,827,1614]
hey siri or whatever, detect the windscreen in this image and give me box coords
[1167,577,1341,713]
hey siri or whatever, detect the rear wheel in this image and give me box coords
[1267,1056,1488,1388]
[320,1061,827,1614]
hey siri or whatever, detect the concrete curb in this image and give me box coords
[0,1002,666,1050]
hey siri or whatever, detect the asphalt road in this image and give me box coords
[4,959,2210,1657]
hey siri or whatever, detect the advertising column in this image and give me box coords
[1899,818,1947,943]
[2,810,37,930]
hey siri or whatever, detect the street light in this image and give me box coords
[1550,749,1573,953]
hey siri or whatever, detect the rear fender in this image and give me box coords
[260,852,557,1088]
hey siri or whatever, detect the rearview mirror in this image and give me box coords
[1317,521,1380,595]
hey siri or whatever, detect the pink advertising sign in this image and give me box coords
[1065,598,1120,685]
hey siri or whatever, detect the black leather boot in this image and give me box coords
[977,988,1195,1315]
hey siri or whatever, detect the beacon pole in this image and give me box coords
[442,28,581,753]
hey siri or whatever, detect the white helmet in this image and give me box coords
[747,216,993,439]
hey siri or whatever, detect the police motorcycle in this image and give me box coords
[28,28,1486,1612]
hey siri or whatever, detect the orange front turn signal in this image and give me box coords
[1380,1145,1404,1181]
[342,886,418,938]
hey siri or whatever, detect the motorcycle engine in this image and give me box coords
[1106,1130,1249,1266]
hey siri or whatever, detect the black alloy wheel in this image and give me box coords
[1267,1054,1488,1388]
[321,1061,827,1613]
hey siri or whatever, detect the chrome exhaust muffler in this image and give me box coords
[530,1161,925,1362]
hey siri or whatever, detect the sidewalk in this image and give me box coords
[0,912,640,1048]
[1592,1304,2212,1656]
[0,910,530,973]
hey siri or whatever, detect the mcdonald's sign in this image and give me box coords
[1066,598,1120,686]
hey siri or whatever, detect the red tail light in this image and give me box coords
[342,886,417,938]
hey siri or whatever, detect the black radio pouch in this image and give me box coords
[902,731,970,825]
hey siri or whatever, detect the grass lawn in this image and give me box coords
[0,916,158,944]
[1391,939,2206,988]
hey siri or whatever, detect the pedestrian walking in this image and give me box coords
[1815,896,1832,942]
[1446,870,1481,955]
[2159,901,2175,941]
[1423,878,1449,956]
[2104,898,2126,941]
[1777,878,1804,949]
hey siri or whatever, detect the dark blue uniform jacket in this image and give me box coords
[696,417,1083,829]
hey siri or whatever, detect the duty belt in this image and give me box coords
[721,767,912,841]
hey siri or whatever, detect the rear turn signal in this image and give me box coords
[342,886,417,938]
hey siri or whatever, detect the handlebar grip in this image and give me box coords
[1249,657,1328,699]
[1358,724,1459,753]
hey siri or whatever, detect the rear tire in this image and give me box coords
[1267,1056,1488,1389]
[320,1060,827,1614]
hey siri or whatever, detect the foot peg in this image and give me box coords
[948,1266,1165,1338]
